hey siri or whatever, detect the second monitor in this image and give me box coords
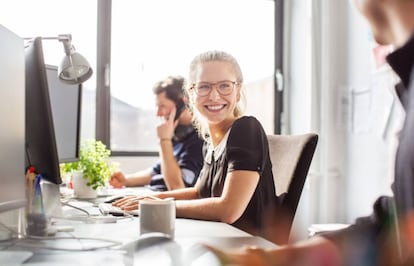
[46,64,82,163]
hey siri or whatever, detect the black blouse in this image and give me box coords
[196,116,277,235]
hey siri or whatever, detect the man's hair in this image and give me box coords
[152,76,185,105]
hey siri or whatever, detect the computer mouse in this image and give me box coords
[135,232,177,250]
[123,233,183,265]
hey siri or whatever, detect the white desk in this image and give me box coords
[2,196,277,265]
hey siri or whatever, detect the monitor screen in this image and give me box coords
[45,65,81,163]
[25,37,62,185]
[0,25,26,213]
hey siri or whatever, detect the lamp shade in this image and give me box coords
[58,51,93,84]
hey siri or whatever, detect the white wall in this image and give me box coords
[344,3,403,221]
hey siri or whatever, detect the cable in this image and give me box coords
[59,201,134,221]
[1,214,123,251]
[60,201,91,216]
[25,143,32,167]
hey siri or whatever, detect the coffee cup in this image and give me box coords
[139,197,175,239]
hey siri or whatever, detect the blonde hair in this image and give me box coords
[186,50,246,140]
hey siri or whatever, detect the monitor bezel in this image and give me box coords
[25,37,62,185]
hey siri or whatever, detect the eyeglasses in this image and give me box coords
[191,80,239,97]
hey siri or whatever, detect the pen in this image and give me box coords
[32,174,45,214]
[26,166,36,214]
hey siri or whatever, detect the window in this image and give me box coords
[1,0,280,155]
[1,0,97,142]
[109,0,276,153]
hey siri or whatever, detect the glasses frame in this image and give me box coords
[191,80,239,97]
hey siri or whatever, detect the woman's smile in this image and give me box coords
[204,104,227,112]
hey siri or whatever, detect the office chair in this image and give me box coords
[263,133,318,245]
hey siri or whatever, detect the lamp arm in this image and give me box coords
[23,34,92,84]
[58,34,73,55]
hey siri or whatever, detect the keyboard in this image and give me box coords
[98,203,139,216]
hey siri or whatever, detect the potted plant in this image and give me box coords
[61,139,116,198]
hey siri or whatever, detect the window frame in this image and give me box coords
[96,0,284,156]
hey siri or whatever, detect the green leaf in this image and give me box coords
[60,139,117,190]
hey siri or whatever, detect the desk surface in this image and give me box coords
[2,192,277,265]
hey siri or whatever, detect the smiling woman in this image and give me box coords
[113,50,279,239]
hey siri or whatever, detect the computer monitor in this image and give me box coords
[0,25,26,213]
[25,37,62,185]
[45,65,82,163]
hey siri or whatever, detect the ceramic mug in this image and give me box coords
[139,198,175,238]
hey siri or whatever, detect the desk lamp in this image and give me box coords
[24,34,93,84]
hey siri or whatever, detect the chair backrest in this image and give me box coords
[265,133,318,244]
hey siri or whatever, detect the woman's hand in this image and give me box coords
[112,194,162,211]
[112,195,139,210]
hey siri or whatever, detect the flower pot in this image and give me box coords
[72,171,97,199]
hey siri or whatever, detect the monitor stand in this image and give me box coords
[40,180,63,219]
[36,180,64,235]
[0,208,26,240]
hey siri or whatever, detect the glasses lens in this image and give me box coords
[217,81,234,95]
[195,82,211,96]
[194,81,235,96]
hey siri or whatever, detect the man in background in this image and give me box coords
[110,76,204,191]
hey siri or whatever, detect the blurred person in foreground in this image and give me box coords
[110,76,204,191]
[207,0,414,265]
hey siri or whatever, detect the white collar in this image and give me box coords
[205,128,231,164]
